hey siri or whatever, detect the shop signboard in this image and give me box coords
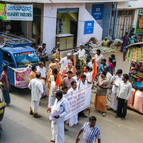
[136,9,143,35]
[6,4,33,21]
[92,4,104,20]
[84,21,94,34]
[0,3,7,20]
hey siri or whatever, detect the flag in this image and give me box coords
[55,69,61,91]
[92,59,97,81]
[74,55,76,67]
[78,64,85,89]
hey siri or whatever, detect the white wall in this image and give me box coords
[118,0,143,9]
[43,3,102,53]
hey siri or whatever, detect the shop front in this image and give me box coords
[0,3,43,45]
[56,8,78,51]
[43,3,103,53]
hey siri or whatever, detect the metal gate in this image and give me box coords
[116,10,134,39]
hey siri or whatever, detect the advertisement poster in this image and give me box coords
[14,68,31,88]
[6,4,33,21]
[136,9,143,34]
[0,3,7,20]
[92,4,104,20]
[84,21,94,34]
[64,85,92,121]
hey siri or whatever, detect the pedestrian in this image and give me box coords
[95,71,109,117]
[95,49,104,69]
[79,74,88,89]
[78,45,86,64]
[111,69,123,112]
[28,72,44,118]
[110,54,116,74]
[29,65,37,80]
[37,62,47,97]
[60,53,72,74]
[67,80,78,127]
[62,71,75,90]
[98,59,110,76]
[76,116,101,143]
[116,74,132,119]
[121,32,129,52]
[48,68,58,108]
[108,57,113,75]
[104,67,113,108]
[48,90,69,143]
[62,60,76,79]
[0,65,10,105]
[79,74,88,118]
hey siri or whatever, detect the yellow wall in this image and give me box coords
[57,13,78,34]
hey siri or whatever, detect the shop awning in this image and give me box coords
[0,0,136,4]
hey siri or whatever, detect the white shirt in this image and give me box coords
[37,66,47,78]
[88,61,93,69]
[78,49,85,60]
[106,72,113,83]
[51,98,69,122]
[117,81,132,100]
[95,54,104,67]
[60,57,70,73]
[28,78,44,101]
[79,80,88,89]
[112,76,122,94]
[67,87,78,94]
[85,72,93,83]
[73,76,80,87]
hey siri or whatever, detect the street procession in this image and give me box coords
[0,0,143,143]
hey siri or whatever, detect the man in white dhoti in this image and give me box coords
[37,62,47,97]
[28,73,44,118]
[79,74,88,117]
[48,68,58,108]
[111,69,123,111]
[67,80,78,127]
[104,67,113,107]
[48,91,69,143]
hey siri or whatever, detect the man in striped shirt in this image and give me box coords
[76,116,101,143]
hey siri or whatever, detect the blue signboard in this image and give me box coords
[84,21,94,34]
[92,4,104,20]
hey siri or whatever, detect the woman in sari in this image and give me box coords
[95,71,109,117]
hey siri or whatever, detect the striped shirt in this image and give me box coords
[81,122,101,143]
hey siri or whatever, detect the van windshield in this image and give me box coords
[14,52,39,68]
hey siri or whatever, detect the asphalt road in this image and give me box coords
[0,51,143,143]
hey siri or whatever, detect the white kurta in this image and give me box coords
[50,98,69,143]
[28,78,43,113]
[78,49,85,60]
[106,72,113,106]
[95,54,104,67]
[37,66,47,96]
[48,81,56,108]
[37,66,47,78]
[60,57,70,73]
[79,80,88,90]
[111,76,122,111]
[67,87,78,127]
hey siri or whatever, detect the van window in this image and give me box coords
[2,52,15,67]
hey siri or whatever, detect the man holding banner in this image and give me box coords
[67,80,78,127]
